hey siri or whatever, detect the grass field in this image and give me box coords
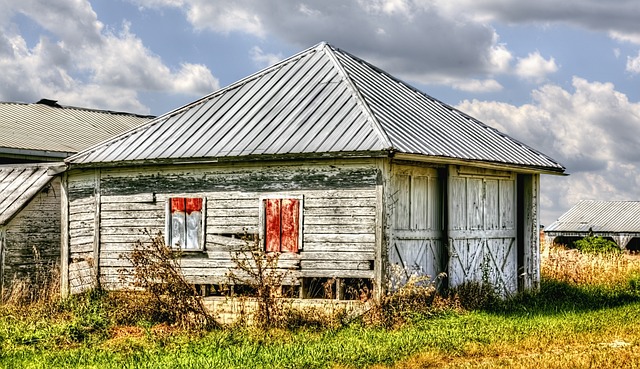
[1,247,640,369]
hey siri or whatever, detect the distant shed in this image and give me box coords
[60,42,565,299]
[0,99,154,163]
[0,164,60,297]
[0,101,154,296]
[545,201,640,250]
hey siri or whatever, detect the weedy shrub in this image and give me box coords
[227,240,294,329]
[628,273,640,293]
[119,230,216,330]
[366,265,455,327]
[574,236,621,255]
[58,289,112,343]
[449,281,499,311]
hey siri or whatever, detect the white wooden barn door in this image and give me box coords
[389,165,444,284]
[448,166,517,296]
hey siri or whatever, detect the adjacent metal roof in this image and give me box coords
[0,164,57,225]
[545,201,640,234]
[0,101,154,158]
[67,42,564,173]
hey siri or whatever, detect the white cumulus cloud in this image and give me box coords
[626,52,640,74]
[0,0,219,113]
[515,52,559,82]
[249,46,283,68]
[451,79,503,93]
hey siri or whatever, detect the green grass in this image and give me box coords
[2,304,640,368]
[1,280,640,369]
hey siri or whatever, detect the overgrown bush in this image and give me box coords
[628,273,640,294]
[574,236,621,255]
[59,289,111,343]
[366,266,456,327]
[449,281,499,311]
[227,240,293,329]
[119,230,216,330]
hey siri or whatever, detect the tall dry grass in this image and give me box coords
[2,264,60,307]
[541,246,640,287]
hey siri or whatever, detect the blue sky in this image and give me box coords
[1,0,640,225]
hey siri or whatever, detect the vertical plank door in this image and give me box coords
[447,166,517,296]
[389,166,444,286]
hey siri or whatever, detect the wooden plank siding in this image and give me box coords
[62,159,542,297]
[64,161,380,291]
[1,177,61,293]
[66,171,98,294]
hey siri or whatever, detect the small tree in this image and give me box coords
[120,230,216,329]
[574,236,621,255]
[228,239,291,329]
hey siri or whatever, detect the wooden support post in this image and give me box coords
[375,158,390,301]
[299,278,307,299]
[521,173,540,291]
[60,172,70,298]
[336,278,344,300]
[93,169,101,289]
[0,229,5,300]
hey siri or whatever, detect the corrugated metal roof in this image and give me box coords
[67,42,564,173]
[0,101,154,157]
[545,201,640,234]
[0,164,56,225]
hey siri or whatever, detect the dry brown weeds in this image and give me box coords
[2,263,60,307]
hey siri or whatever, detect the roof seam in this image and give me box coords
[322,44,394,150]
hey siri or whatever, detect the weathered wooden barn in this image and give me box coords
[0,100,153,297]
[545,201,640,251]
[0,164,60,296]
[60,42,565,299]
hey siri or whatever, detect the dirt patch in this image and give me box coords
[109,326,146,340]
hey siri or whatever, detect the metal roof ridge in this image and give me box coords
[322,43,394,150]
[578,200,640,204]
[150,42,328,123]
[0,100,154,118]
[58,104,155,118]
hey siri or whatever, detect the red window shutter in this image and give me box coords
[171,198,186,212]
[186,198,203,213]
[170,197,186,248]
[265,199,281,252]
[185,198,203,249]
[281,199,299,253]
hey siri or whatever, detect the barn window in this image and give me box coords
[166,197,205,250]
[260,196,303,253]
